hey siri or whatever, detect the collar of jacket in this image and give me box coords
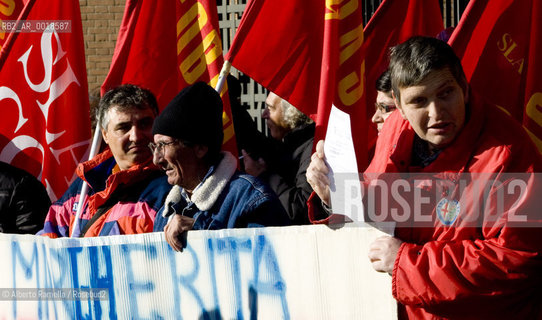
[75,149,161,212]
[162,151,237,217]
[283,122,315,150]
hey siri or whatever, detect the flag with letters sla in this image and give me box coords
[0,0,91,201]
[226,0,369,168]
[102,0,237,155]
[449,0,542,151]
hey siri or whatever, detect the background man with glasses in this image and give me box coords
[371,69,396,133]
[39,84,172,238]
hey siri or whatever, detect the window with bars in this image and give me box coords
[216,0,470,133]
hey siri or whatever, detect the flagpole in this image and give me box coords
[70,123,103,237]
[215,60,231,93]
[71,59,229,238]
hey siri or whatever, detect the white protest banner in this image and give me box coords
[0,225,396,319]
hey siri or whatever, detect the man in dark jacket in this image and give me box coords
[242,92,315,225]
[151,82,290,251]
[0,161,50,234]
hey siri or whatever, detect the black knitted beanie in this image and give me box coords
[152,82,224,151]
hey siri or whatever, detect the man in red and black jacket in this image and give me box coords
[39,84,171,238]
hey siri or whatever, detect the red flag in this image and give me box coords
[102,0,237,155]
[362,0,444,149]
[227,0,369,168]
[101,1,178,108]
[0,0,91,201]
[0,0,26,50]
[225,1,325,118]
[449,0,542,151]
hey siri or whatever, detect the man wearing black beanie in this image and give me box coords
[151,82,290,251]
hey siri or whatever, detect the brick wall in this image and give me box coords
[79,0,124,94]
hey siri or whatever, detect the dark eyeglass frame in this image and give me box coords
[148,140,178,154]
[375,102,397,113]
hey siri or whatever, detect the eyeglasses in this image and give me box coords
[148,140,177,154]
[375,102,397,113]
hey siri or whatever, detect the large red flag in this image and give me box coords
[0,0,26,50]
[227,0,369,168]
[362,0,444,149]
[449,0,542,151]
[102,0,237,155]
[0,0,91,201]
[101,1,178,109]
[225,1,325,118]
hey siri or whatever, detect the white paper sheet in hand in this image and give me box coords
[324,105,364,222]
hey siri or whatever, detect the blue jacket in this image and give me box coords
[40,149,172,237]
[154,152,290,231]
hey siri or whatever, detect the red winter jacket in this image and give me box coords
[39,149,172,237]
[365,94,542,319]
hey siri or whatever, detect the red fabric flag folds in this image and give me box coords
[362,0,444,149]
[226,1,325,118]
[103,0,237,155]
[227,0,369,168]
[449,0,542,151]
[101,0,178,109]
[0,0,91,201]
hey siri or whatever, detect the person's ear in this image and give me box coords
[392,91,407,120]
[101,127,109,144]
[193,145,209,159]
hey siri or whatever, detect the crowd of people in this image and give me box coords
[2,36,541,318]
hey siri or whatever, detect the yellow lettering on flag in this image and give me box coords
[209,74,219,89]
[338,60,365,106]
[222,113,235,144]
[0,18,5,44]
[201,30,222,67]
[0,0,15,16]
[497,33,524,75]
[0,0,17,50]
[526,92,542,128]
[177,3,207,49]
[339,22,363,65]
[523,94,542,152]
[177,2,222,84]
[526,127,542,152]
[325,0,358,20]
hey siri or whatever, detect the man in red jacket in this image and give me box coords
[306,36,542,319]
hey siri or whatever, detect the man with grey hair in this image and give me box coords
[39,84,172,238]
[242,92,315,225]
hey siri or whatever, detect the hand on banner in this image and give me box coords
[306,140,331,206]
[241,149,267,177]
[164,214,195,252]
[368,235,403,275]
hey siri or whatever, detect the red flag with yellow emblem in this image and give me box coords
[449,0,542,151]
[102,0,237,155]
[362,0,443,149]
[227,0,368,168]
